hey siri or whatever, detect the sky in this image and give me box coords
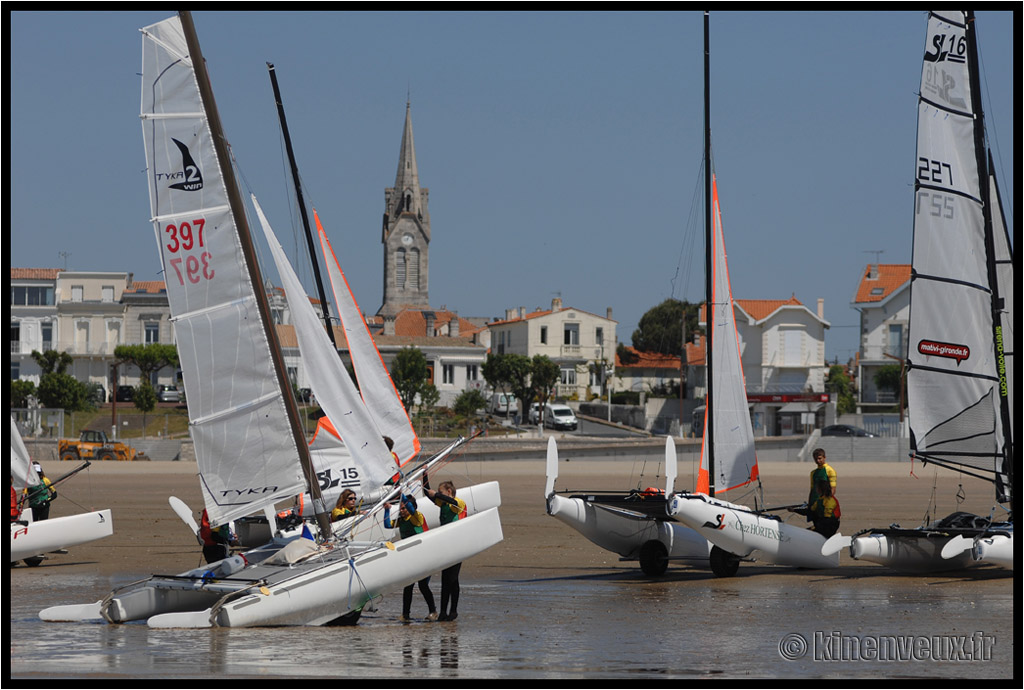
[9,10,1015,365]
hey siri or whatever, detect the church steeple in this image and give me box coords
[380,101,430,315]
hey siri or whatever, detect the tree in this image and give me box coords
[114,343,179,385]
[453,389,488,417]
[873,363,906,410]
[529,355,561,414]
[825,364,857,416]
[631,298,703,356]
[134,380,158,436]
[30,349,92,411]
[391,346,430,411]
[11,379,37,408]
[31,350,73,375]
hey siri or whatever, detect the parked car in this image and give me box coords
[115,385,134,402]
[528,402,541,425]
[544,403,578,431]
[820,424,875,438]
[157,384,181,403]
[489,392,518,417]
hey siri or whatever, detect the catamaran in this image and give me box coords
[664,12,838,576]
[822,11,1014,572]
[39,11,501,628]
[10,416,113,567]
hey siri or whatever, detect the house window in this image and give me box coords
[443,364,455,385]
[71,285,84,302]
[595,327,604,345]
[41,323,53,351]
[10,286,55,305]
[101,286,115,303]
[887,324,904,358]
[466,364,478,382]
[564,324,579,346]
[540,326,547,344]
[10,323,19,353]
[561,367,576,386]
[145,322,160,344]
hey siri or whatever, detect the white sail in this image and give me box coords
[140,16,305,525]
[696,174,759,495]
[906,11,1004,480]
[251,196,398,496]
[315,210,420,467]
[10,416,39,491]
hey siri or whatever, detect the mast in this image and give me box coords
[178,12,332,537]
[267,62,337,345]
[703,10,715,497]
[964,12,1013,507]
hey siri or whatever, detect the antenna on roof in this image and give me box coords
[59,251,71,271]
[864,249,884,264]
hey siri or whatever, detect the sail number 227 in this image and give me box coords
[164,218,215,285]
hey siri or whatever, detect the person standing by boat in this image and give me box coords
[199,509,237,564]
[25,463,56,522]
[384,495,438,622]
[808,448,837,504]
[10,475,23,523]
[331,489,360,522]
[809,480,841,537]
[423,476,467,621]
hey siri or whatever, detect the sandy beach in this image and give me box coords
[16,454,1006,580]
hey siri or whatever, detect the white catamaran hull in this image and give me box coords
[10,510,113,563]
[546,493,710,573]
[668,493,838,573]
[972,532,1013,569]
[847,532,972,572]
[41,507,502,628]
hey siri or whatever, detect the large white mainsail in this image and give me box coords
[10,416,39,492]
[251,196,398,495]
[907,11,1008,490]
[697,174,759,496]
[315,210,420,467]
[141,16,306,526]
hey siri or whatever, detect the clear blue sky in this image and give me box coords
[10,10,1015,364]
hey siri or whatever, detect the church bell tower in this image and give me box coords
[379,101,430,316]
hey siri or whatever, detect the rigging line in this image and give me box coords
[974,18,1014,228]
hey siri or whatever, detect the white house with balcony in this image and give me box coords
[851,263,911,412]
[487,298,617,401]
[55,271,130,391]
[684,296,831,436]
[10,268,60,382]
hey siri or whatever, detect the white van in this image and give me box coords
[489,392,518,417]
[544,403,578,431]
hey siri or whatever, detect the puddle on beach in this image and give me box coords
[10,566,1014,679]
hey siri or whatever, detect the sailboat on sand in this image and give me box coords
[664,12,838,576]
[822,11,1014,572]
[10,416,113,567]
[39,11,501,628]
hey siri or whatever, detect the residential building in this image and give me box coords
[488,298,617,400]
[10,268,60,382]
[54,271,129,391]
[851,263,911,411]
[684,296,831,436]
[615,346,682,397]
[120,280,177,387]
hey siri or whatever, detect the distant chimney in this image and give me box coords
[505,308,517,321]
[520,306,526,318]
[450,312,460,337]
[606,307,613,321]
[424,311,435,336]
[552,297,562,311]
[383,314,396,336]
[868,264,879,280]
[817,298,824,320]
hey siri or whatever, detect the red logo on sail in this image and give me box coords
[918,339,970,363]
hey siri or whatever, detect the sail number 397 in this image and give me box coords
[164,219,215,285]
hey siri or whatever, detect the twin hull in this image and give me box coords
[546,493,709,562]
[43,507,502,628]
[10,510,113,562]
[668,493,838,569]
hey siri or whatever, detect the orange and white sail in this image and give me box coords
[315,210,420,467]
[695,174,759,495]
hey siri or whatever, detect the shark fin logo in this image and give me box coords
[169,138,204,191]
[702,513,726,530]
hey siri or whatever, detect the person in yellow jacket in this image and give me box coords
[809,480,841,537]
[808,448,837,504]
[384,495,437,622]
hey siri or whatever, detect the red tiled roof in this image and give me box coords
[394,309,478,338]
[11,268,60,280]
[616,346,683,370]
[735,296,803,321]
[124,280,166,294]
[489,308,554,326]
[854,264,911,304]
